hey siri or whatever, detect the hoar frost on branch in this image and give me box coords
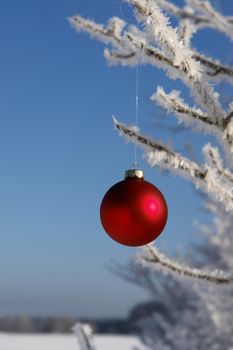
[70,1,233,349]
[70,0,233,285]
[112,202,233,350]
[72,323,96,350]
[70,1,233,146]
[139,244,232,284]
[139,203,233,350]
[113,116,233,213]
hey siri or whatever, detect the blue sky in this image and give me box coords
[0,0,232,318]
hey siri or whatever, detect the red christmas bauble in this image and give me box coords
[100,169,168,246]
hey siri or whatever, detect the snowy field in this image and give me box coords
[0,333,146,350]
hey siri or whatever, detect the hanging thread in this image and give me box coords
[119,3,140,169]
[134,20,140,169]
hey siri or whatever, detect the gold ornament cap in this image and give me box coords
[124,169,144,179]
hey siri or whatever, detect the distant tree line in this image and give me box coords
[0,301,164,333]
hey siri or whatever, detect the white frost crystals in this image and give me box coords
[70,1,233,349]
[69,0,233,287]
[113,116,233,212]
[72,323,96,350]
[138,244,232,284]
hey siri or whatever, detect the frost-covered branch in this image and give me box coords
[193,53,233,83]
[106,37,233,85]
[155,0,233,40]
[128,0,223,123]
[152,87,218,130]
[203,144,233,184]
[129,0,200,75]
[177,19,196,47]
[113,117,233,210]
[154,0,208,25]
[69,15,126,47]
[70,0,233,206]
[153,87,233,155]
[69,13,233,87]
[140,245,232,284]
[72,323,96,350]
[127,31,226,127]
[113,116,206,179]
[71,2,233,348]
[188,0,233,41]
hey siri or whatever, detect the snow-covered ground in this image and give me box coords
[0,333,146,350]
